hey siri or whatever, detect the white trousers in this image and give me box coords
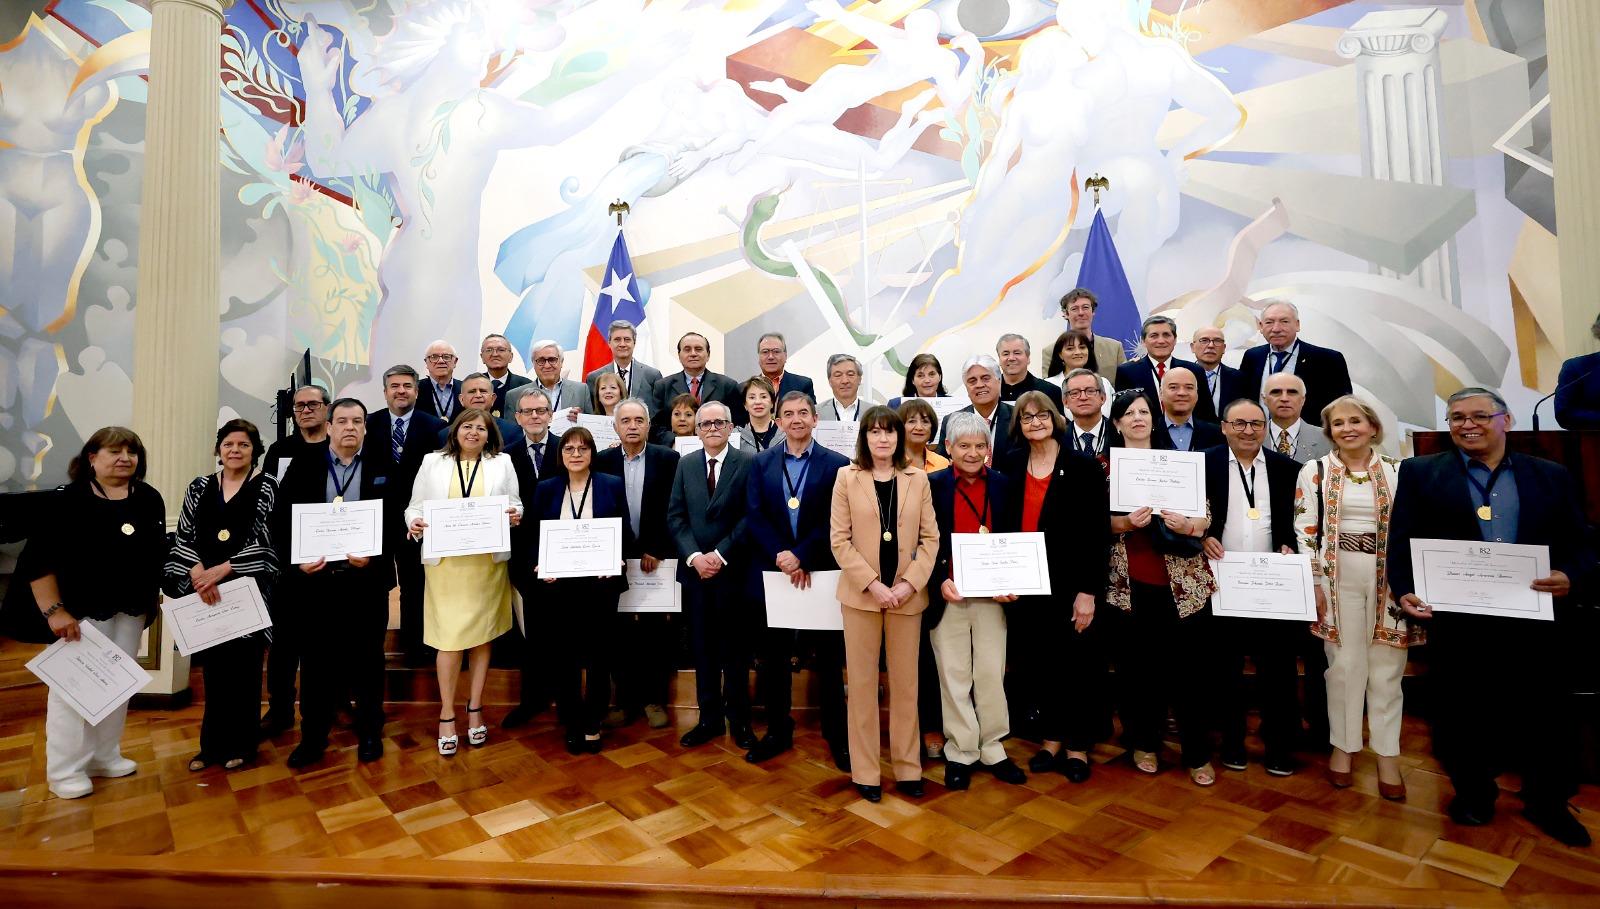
[46,613,144,788]
[1323,551,1407,756]
[931,597,1009,765]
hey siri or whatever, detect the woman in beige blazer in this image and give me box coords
[830,406,941,802]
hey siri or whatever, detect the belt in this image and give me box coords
[1338,532,1378,554]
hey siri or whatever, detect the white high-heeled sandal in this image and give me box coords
[438,716,458,756]
[466,705,487,747]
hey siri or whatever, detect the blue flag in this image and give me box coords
[1074,209,1140,354]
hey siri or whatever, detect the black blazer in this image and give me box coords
[1554,351,1600,430]
[273,447,395,597]
[1169,419,1225,453]
[489,372,532,417]
[1000,372,1064,411]
[595,443,681,560]
[936,401,1017,465]
[774,372,817,403]
[744,442,850,580]
[1113,356,1218,424]
[362,409,445,535]
[926,467,1021,628]
[1388,451,1595,607]
[506,433,566,492]
[649,370,742,444]
[417,378,463,421]
[666,447,752,584]
[1204,363,1246,417]
[527,473,633,595]
[1203,446,1300,554]
[998,442,1111,603]
[1237,340,1352,426]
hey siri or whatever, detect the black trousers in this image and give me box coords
[614,613,677,712]
[513,580,554,715]
[1428,612,1579,812]
[1113,583,1214,769]
[917,620,942,736]
[298,573,387,745]
[756,627,846,745]
[1299,631,1331,740]
[1214,615,1303,759]
[1021,597,1113,752]
[685,572,751,728]
[264,611,301,721]
[198,637,265,762]
[551,579,618,736]
[394,536,430,660]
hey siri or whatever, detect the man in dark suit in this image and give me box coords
[1388,387,1594,847]
[1200,398,1305,777]
[756,332,816,403]
[1061,368,1111,457]
[263,384,329,482]
[362,365,445,666]
[1114,314,1218,424]
[744,390,850,767]
[936,355,1016,466]
[272,398,393,767]
[437,373,524,448]
[1190,325,1244,420]
[585,320,663,406]
[997,333,1062,409]
[667,401,756,749]
[480,332,531,417]
[1236,300,1352,425]
[595,398,681,729]
[417,339,463,422]
[1159,367,1224,452]
[501,387,567,728]
[650,332,741,444]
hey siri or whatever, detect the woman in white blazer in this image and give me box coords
[405,408,522,755]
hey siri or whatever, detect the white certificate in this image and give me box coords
[421,495,512,559]
[674,434,741,456]
[618,559,681,613]
[290,498,384,564]
[26,622,152,725]
[274,457,293,481]
[552,413,621,450]
[1209,552,1317,621]
[951,532,1051,598]
[812,421,859,458]
[763,570,844,630]
[1411,539,1553,621]
[537,517,624,579]
[926,398,969,441]
[161,577,274,656]
[1109,448,1207,518]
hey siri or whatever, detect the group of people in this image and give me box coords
[15,293,1593,848]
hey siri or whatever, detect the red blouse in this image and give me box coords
[1022,471,1050,532]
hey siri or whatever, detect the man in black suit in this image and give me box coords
[1236,300,1352,425]
[417,339,463,422]
[744,391,851,768]
[756,332,816,404]
[1388,387,1594,847]
[437,374,524,447]
[480,333,531,418]
[667,401,757,749]
[595,398,682,729]
[936,355,1015,465]
[272,398,393,767]
[1061,369,1110,457]
[650,332,741,444]
[997,333,1062,409]
[1190,325,1243,419]
[1200,398,1305,777]
[362,365,445,666]
[1113,315,1218,424]
[1158,367,1224,453]
[501,387,566,728]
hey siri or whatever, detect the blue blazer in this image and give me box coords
[1113,356,1218,424]
[1237,340,1352,426]
[775,372,817,403]
[926,467,1020,628]
[528,472,634,594]
[1554,351,1600,430]
[744,442,850,585]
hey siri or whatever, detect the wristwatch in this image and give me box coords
[41,602,65,618]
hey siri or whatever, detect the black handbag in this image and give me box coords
[0,487,63,645]
[1147,520,1204,558]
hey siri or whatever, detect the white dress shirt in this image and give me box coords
[1221,449,1273,554]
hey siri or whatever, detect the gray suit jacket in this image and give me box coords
[818,398,866,422]
[1275,420,1331,462]
[508,379,589,416]
[1039,333,1128,382]
[585,360,663,409]
[666,445,753,584]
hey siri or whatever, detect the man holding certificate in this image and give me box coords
[1201,399,1306,778]
[1388,387,1595,847]
[744,391,850,768]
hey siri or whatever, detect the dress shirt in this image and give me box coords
[539,380,565,412]
[1203,367,1222,412]
[1271,420,1301,457]
[1166,418,1196,452]
[324,450,364,503]
[429,381,457,419]
[834,399,862,421]
[688,448,729,566]
[782,440,817,537]
[1221,450,1272,554]
[615,362,634,395]
[1261,341,1301,385]
[621,446,646,537]
[525,433,551,480]
[1070,418,1105,455]
[1461,451,1520,544]
[953,473,990,533]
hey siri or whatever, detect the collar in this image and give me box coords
[1226,448,1258,468]
[622,445,647,462]
[1269,340,1300,356]
[1459,449,1512,473]
[526,432,549,446]
[704,447,725,462]
[1166,416,1193,430]
[1203,365,1220,376]
[957,467,988,486]
[784,439,816,459]
[540,379,561,392]
[1149,355,1171,368]
[973,401,999,420]
[1073,417,1103,434]
[614,360,632,372]
[684,369,706,380]
[1273,419,1302,441]
[330,448,360,466]
[765,371,785,385]
[488,368,511,380]
[390,407,412,420]
[834,397,858,412]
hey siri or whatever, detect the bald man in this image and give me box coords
[1190,326,1242,418]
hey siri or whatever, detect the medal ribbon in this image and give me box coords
[567,475,592,519]
[1464,460,1509,520]
[1235,459,1258,516]
[955,472,991,530]
[455,457,482,498]
[782,448,811,509]
[328,451,361,499]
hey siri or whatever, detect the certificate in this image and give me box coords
[812,421,859,458]
[951,532,1051,598]
[274,457,293,481]
[1411,539,1553,621]
[161,577,274,656]
[552,413,621,450]
[926,398,969,440]
[290,499,383,564]
[674,434,741,456]
[1209,552,1317,621]
[619,559,681,612]
[26,622,152,725]
[763,570,844,630]
[537,517,624,579]
[1109,448,1207,518]
[421,495,512,559]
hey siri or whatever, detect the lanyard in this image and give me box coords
[840,400,860,421]
[1235,459,1258,512]
[328,451,360,500]
[1464,460,1508,518]
[783,449,812,509]
[455,457,481,497]
[567,475,592,519]
[1077,421,1105,453]
[543,382,563,413]
[433,382,455,416]
[955,474,991,530]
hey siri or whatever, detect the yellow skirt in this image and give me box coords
[423,554,512,651]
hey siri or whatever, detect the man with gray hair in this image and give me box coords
[585,320,663,406]
[417,339,462,421]
[1237,299,1351,425]
[480,332,531,416]
[1261,372,1329,461]
[937,355,1015,465]
[523,339,591,418]
[996,333,1062,408]
[1113,314,1218,423]
[756,332,816,402]
[1386,386,1594,847]
[819,353,866,421]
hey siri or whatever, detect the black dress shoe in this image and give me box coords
[730,723,758,750]
[1448,797,1495,827]
[894,779,925,798]
[679,723,723,748]
[1060,757,1091,784]
[286,742,325,769]
[1028,750,1058,774]
[502,703,543,729]
[745,735,793,764]
[1524,804,1592,848]
[583,735,604,755]
[357,737,383,763]
[1264,754,1298,777]
[829,741,852,773]
[985,758,1027,785]
[564,732,585,755]
[855,783,882,803]
[945,760,974,791]
[1219,748,1249,772]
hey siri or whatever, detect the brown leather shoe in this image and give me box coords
[1325,766,1354,789]
[1378,779,1407,801]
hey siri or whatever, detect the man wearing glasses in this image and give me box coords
[1189,326,1242,419]
[263,383,330,482]
[436,374,524,447]
[756,332,815,403]
[1061,369,1110,457]
[585,320,663,408]
[1387,387,1594,846]
[480,333,532,417]
[501,388,567,728]
[1057,288,1126,381]
[525,339,591,419]
[418,339,463,421]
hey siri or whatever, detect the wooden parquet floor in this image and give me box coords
[0,701,1597,906]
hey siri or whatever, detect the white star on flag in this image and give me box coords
[600,269,635,305]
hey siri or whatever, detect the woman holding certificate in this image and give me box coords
[164,419,279,772]
[1103,391,1219,786]
[406,408,522,756]
[830,407,941,802]
[529,426,633,754]
[18,427,166,800]
[1293,395,1411,800]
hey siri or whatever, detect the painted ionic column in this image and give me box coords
[130,0,225,698]
[1547,0,1600,356]
[1338,7,1461,309]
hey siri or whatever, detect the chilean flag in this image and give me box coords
[583,229,649,377]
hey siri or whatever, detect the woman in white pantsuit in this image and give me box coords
[1295,395,1417,801]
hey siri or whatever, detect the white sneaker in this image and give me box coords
[49,776,94,800]
[85,756,139,778]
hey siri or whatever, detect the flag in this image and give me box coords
[583,228,648,378]
[1074,208,1141,355]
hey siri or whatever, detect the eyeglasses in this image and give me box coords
[1223,419,1267,431]
[560,446,590,455]
[1019,412,1052,425]
[516,406,551,416]
[1193,338,1225,346]
[425,354,457,362]
[482,346,512,355]
[697,419,731,431]
[759,348,785,357]
[1447,411,1506,427]
[292,402,325,411]
[1064,388,1103,400]
[533,356,561,366]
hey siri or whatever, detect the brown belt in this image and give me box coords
[1338,532,1378,554]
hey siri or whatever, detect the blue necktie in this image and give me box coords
[1270,351,1290,374]
[530,443,543,480]
[1080,431,1094,453]
[391,416,405,462]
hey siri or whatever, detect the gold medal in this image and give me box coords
[978,526,990,534]
[787,496,800,510]
[1477,505,1492,520]
[1247,507,1261,521]
[333,495,343,503]
[120,522,135,536]
[217,529,231,542]
[882,531,893,542]
[492,410,501,418]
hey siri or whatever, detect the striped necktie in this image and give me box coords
[391,416,405,462]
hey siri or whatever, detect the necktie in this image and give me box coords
[689,375,702,402]
[1080,431,1094,453]
[1271,351,1290,374]
[706,456,718,497]
[1277,429,1293,456]
[619,368,629,393]
[530,442,543,479]
[391,417,405,462]
[493,378,503,391]
[1155,361,1166,382]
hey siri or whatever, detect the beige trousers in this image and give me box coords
[843,606,923,786]
[930,597,1010,765]
[1323,550,1407,756]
